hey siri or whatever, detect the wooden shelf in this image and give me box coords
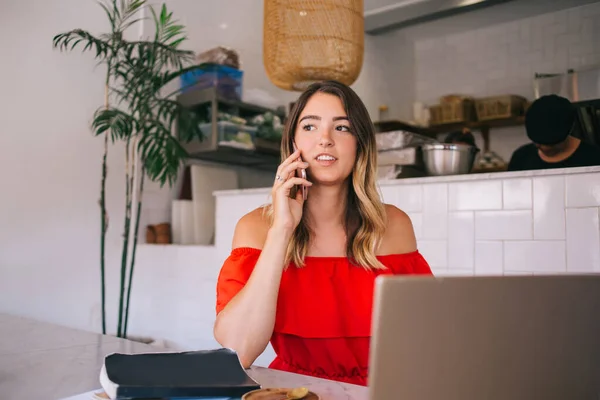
[428,116,526,152]
[374,117,525,152]
[185,145,279,171]
[428,116,525,134]
[374,120,438,138]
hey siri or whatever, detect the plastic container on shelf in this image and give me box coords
[180,63,243,101]
[199,121,257,150]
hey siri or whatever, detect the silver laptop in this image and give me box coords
[368,275,600,400]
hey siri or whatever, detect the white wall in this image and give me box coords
[0,0,130,333]
[373,0,600,161]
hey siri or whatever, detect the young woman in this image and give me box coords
[213,80,432,386]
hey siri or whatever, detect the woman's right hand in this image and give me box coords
[271,149,312,233]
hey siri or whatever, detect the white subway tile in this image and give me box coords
[422,184,448,239]
[566,173,600,208]
[379,185,397,204]
[436,269,474,277]
[407,212,423,240]
[430,267,447,276]
[505,21,520,34]
[475,210,533,240]
[215,209,239,241]
[519,21,531,43]
[418,240,447,269]
[581,18,594,41]
[533,176,565,240]
[380,184,423,213]
[504,241,566,273]
[546,22,568,38]
[503,178,532,210]
[567,7,582,31]
[417,38,436,51]
[475,241,504,276]
[396,185,423,212]
[533,271,568,276]
[448,212,474,270]
[449,181,502,211]
[504,271,533,276]
[556,33,580,49]
[566,208,600,273]
[538,12,556,28]
[215,194,268,249]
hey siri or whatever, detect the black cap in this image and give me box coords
[525,94,575,145]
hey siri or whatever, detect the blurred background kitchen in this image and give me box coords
[2,0,600,367]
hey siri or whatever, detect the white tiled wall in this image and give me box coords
[379,168,600,276]
[415,2,600,104]
[412,1,600,161]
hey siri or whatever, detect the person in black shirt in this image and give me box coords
[507,94,600,171]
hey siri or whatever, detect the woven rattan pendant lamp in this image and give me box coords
[263,0,364,91]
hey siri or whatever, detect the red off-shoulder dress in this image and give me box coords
[215,247,432,386]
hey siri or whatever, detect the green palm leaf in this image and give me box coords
[138,120,187,186]
[92,108,136,142]
[52,29,110,58]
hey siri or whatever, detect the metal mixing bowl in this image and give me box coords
[421,143,479,176]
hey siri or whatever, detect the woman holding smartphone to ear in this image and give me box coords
[213,80,432,386]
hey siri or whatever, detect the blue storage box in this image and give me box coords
[180,64,243,101]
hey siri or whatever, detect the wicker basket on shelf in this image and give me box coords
[475,95,528,121]
[263,0,364,91]
[429,97,476,126]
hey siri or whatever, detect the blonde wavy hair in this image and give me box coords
[266,80,387,270]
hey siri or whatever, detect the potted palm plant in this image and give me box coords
[53,0,203,338]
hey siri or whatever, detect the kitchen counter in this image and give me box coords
[0,313,367,400]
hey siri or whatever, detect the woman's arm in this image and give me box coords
[213,209,293,368]
[214,149,310,368]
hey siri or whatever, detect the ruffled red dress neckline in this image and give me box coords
[216,245,433,386]
[229,246,423,261]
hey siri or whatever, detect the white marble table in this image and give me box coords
[0,313,367,400]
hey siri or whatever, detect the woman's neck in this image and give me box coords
[305,182,349,229]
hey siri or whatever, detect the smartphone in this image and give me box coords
[293,143,308,200]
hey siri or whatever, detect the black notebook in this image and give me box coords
[99,348,261,399]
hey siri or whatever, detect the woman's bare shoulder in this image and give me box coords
[378,204,417,254]
[231,206,272,250]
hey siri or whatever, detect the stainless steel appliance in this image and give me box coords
[375,130,436,179]
[421,143,480,176]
